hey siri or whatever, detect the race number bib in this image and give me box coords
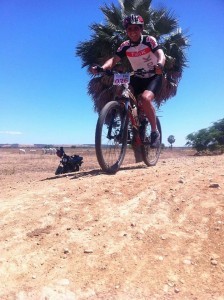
[113,73,130,85]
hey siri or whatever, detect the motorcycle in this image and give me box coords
[55,147,83,175]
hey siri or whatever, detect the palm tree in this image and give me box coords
[76,0,189,113]
[167,135,176,149]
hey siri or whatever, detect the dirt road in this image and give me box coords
[0,149,224,299]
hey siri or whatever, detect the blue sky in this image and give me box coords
[0,0,224,146]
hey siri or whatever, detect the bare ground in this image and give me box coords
[0,148,224,300]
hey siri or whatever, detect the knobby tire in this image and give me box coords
[95,101,129,174]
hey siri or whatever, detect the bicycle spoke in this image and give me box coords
[95,101,128,173]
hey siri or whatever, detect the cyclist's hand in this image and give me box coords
[91,65,104,75]
[154,63,164,75]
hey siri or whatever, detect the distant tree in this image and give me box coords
[186,129,210,152]
[167,135,175,149]
[211,118,224,145]
[186,118,224,153]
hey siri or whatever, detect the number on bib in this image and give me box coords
[113,73,130,85]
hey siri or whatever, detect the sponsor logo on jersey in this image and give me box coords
[117,40,130,52]
[126,47,150,57]
[146,36,157,48]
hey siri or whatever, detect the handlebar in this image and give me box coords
[93,66,155,77]
[133,68,155,76]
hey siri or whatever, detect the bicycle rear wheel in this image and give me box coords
[95,101,129,173]
[141,117,162,166]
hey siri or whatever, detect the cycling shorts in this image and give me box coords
[130,74,162,96]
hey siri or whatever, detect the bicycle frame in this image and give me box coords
[115,83,143,145]
[95,68,162,173]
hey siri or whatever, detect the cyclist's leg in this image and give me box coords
[139,75,162,146]
[140,90,157,131]
[129,76,143,97]
[140,75,162,132]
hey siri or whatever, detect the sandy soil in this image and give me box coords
[0,148,224,300]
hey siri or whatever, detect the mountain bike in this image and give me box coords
[95,68,162,174]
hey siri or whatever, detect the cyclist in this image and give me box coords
[92,14,165,146]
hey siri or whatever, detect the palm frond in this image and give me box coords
[119,0,134,13]
[133,0,152,15]
[153,9,178,36]
[88,76,115,112]
[101,3,123,28]
[75,0,190,111]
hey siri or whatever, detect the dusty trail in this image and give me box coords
[0,149,223,299]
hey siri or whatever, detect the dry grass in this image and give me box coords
[0,147,195,177]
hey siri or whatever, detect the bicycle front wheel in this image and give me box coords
[95,101,129,174]
[141,116,162,166]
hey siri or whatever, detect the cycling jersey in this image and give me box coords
[115,35,161,78]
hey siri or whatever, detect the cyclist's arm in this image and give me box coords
[154,48,166,67]
[101,55,121,70]
[154,48,166,74]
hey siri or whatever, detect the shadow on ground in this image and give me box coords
[41,163,147,181]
